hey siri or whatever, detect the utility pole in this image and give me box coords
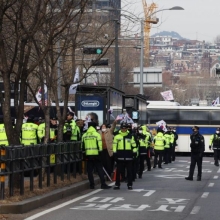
[140,20,144,95]
[114,19,120,90]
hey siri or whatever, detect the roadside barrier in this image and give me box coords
[0,141,82,200]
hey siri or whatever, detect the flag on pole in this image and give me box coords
[212,97,219,106]
[69,67,79,94]
[108,109,115,120]
[160,90,174,101]
[156,120,167,132]
[36,84,48,106]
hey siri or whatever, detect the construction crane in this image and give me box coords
[142,1,158,66]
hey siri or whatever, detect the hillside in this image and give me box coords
[151,31,186,39]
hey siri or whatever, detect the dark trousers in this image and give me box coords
[189,152,203,178]
[164,148,171,163]
[132,157,139,180]
[101,149,113,176]
[214,150,220,164]
[171,144,176,161]
[139,154,151,176]
[154,150,164,167]
[87,160,106,187]
[116,160,133,187]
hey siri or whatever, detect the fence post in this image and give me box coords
[0,145,6,200]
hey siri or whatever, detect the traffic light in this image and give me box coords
[83,47,103,54]
[91,59,108,66]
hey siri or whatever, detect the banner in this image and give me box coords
[35,84,48,106]
[160,90,174,101]
[69,67,79,94]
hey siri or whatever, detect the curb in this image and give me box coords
[0,178,100,214]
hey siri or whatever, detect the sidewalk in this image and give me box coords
[0,178,101,214]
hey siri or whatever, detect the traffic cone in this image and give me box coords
[112,168,117,181]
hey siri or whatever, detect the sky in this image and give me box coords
[121,0,219,43]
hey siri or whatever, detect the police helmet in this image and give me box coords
[120,123,128,129]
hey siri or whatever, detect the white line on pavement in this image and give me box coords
[217,168,220,173]
[201,192,209,198]
[24,189,103,220]
[213,176,218,179]
[190,206,201,214]
[208,183,214,187]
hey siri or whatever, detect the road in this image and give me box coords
[10,156,220,220]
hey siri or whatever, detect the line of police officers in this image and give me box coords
[0,113,179,190]
[5,112,219,187]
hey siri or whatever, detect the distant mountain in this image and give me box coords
[151,31,186,40]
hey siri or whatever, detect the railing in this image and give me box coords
[0,142,82,200]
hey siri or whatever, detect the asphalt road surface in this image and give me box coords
[11,156,220,220]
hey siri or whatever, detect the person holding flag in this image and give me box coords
[98,119,118,179]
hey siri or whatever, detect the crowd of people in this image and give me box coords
[4,111,220,187]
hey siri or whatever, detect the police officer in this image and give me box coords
[21,114,38,145]
[64,112,80,142]
[163,127,174,164]
[113,123,137,190]
[209,127,220,166]
[0,116,9,146]
[153,128,166,169]
[185,126,205,181]
[171,127,178,161]
[82,121,111,190]
[137,125,152,178]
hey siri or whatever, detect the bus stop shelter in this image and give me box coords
[75,85,125,125]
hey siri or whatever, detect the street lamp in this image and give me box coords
[139,6,184,95]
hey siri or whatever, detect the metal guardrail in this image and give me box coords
[0,142,82,200]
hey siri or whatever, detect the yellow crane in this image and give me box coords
[142,1,158,66]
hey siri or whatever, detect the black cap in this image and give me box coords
[88,121,97,128]
[216,128,220,131]
[67,112,74,117]
[50,117,57,120]
[192,126,199,130]
[157,128,163,133]
[120,123,128,129]
[28,114,35,120]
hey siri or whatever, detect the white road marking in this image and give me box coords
[217,168,220,173]
[201,192,209,198]
[24,189,104,220]
[190,206,201,214]
[203,161,210,163]
[210,162,214,165]
[208,183,214,187]
[131,189,156,197]
[213,176,218,179]
[155,174,186,179]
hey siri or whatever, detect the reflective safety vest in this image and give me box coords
[82,126,102,156]
[164,132,172,148]
[0,124,9,146]
[21,122,38,146]
[154,132,166,150]
[209,133,220,150]
[113,130,137,160]
[37,123,45,142]
[64,120,80,141]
